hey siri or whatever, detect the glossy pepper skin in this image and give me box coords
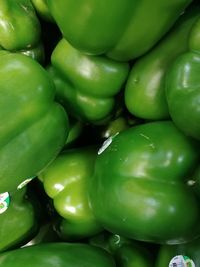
[166,16,200,140]
[0,188,38,252]
[47,0,192,61]
[0,51,69,193]
[38,147,102,240]
[89,121,200,244]
[0,242,116,267]
[49,38,129,124]
[125,3,200,120]
[0,0,44,61]
[155,237,200,267]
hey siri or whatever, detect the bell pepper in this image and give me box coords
[47,0,192,61]
[0,1,44,62]
[155,237,200,267]
[0,188,38,252]
[0,242,116,267]
[38,146,102,240]
[89,120,200,244]
[48,38,129,124]
[125,2,200,120]
[0,0,40,50]
[166,15,200,140]
[0,51,69,193]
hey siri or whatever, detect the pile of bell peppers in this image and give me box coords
[1,1,200,266]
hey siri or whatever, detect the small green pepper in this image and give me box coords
[39,147,102,240]
[49,38,129,124]
[0,0,44,62]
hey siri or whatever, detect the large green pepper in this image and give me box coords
[0,0,44,62]
[49,38,129,124]
[0,51,69,193]
[38,147,102,240]
[46,0,192,61]
[89,121,200,244]
[0,188,38,252]
[0,242,116,267]
[166,15,200,140]
[124,3,200,120]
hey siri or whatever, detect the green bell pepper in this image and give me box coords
[49,38,129,124]
[46,0,192,61]
[0,242,116,267]
[89,120,200,244]
[0,0,44,62]
[166,15,200,140]
[125,2,200,120]
[0,188,38,252]
[0,51,69,193]
[38,146,102,240]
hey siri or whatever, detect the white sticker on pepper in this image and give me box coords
[0,192,10,214]
[169,255,195,267]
